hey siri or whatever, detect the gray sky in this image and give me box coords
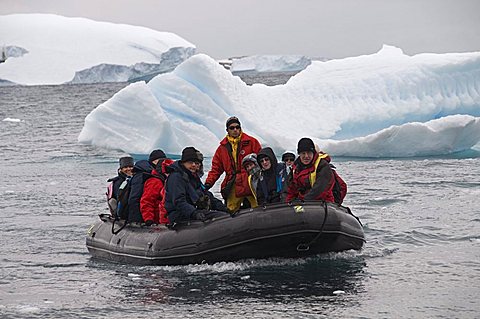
[2,0,480,59]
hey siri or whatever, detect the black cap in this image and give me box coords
[226,116,241,128]
[297,137,316,154]
[148,149,166,163]
[181,147,200,163]
[282,152,295,161]
[119,156,134,168]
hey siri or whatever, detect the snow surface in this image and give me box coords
[0,14,196,85]
[78,45,480,158]
[231,55,311,73]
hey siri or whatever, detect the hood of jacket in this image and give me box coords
[133,159,153,174]
[257,147,278,169]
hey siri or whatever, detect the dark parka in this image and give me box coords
[165,160,227,223]
[127,160,153,223]
[256,147,288,205]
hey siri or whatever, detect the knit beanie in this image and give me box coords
[226,116,241,128]
[181,147,200,162]
[297,138,316,154]
[281,151,295,162]
[119,156,134,168]
[148,149,167,163]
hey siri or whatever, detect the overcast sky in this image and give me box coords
[2,0,480,59]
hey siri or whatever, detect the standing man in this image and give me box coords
[205,116,261,212]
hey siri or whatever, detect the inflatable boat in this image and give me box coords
[86,201,365,265]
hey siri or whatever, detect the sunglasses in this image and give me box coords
[284,158,295,162]
[259,157,270,163]
[228,125,241,130]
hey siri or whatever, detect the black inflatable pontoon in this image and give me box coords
[86,201,365,265]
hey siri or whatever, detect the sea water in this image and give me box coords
[0,81,479,318]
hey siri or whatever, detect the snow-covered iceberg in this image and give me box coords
[0,14,196,85]
[231,55,311,73]
[78,45,480,158]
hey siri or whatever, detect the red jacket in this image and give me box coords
[286,152,336,203]
[206,132,261,198]
[140,159,174,224]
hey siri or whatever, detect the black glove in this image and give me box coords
[195,194,211,210]
[144,220,154,226]
[193,210,208,221]
[203,183,212,191]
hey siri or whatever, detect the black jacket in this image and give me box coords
[127,160,153,223]
[256,147,288,205]
[165,160,226,223]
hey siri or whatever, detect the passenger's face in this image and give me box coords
[244,161,255,173]
[183,161,201,174]
[120,166,133,176]
[259,157,271,170]
[284,157,295,167]
[227,124,242,138]
[299,151,314,165]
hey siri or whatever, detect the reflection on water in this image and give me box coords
[86,254,366,307]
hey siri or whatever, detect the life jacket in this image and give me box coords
[309,154,347,204]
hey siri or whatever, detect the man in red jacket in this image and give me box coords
[205,116,261,213]
[286,137,336,203]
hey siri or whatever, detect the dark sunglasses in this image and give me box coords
[228,125,241,130]
[284,158,295,162]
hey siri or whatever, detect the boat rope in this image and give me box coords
[296,201,329,252]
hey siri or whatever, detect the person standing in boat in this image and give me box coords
[165,147,228,224]
[285,138,337,203]
[204,116,261,213]
[106,156,134,218]
[256,147,288,205]
[140,156,174,226]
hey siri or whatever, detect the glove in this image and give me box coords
[196,194,211,210]
[144,220,154,226]
[203,183,212,191]
[193,210,208,221]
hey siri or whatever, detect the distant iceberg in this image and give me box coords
[0,14,196,85]
[231,55,312,73]
[78,45,480,158]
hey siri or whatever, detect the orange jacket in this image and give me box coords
[206,132,261,198]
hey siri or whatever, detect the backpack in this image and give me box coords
[330,165,347,205]
[106,176,132,220]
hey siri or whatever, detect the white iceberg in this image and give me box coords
[78,45,480,157]
[0,14,196,85]
[231,55,311,73]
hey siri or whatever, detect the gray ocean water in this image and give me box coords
[1,78,479,318]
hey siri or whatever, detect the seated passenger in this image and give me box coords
[165,147,228,224]
[256,147,288,205]
[106,156,134,218]
[286,138,336,203]
[281,151,296,176]
[242,153,260,208]
[127,149,167,223]
[140,157,174,226]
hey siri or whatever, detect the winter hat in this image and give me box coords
[297,137,316,154]
[119,156,134,168]
[148,149,166,163]
[226,116,241,128]
[282,151,295,162]
[181,147,201,163]
[242,153,258,168]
